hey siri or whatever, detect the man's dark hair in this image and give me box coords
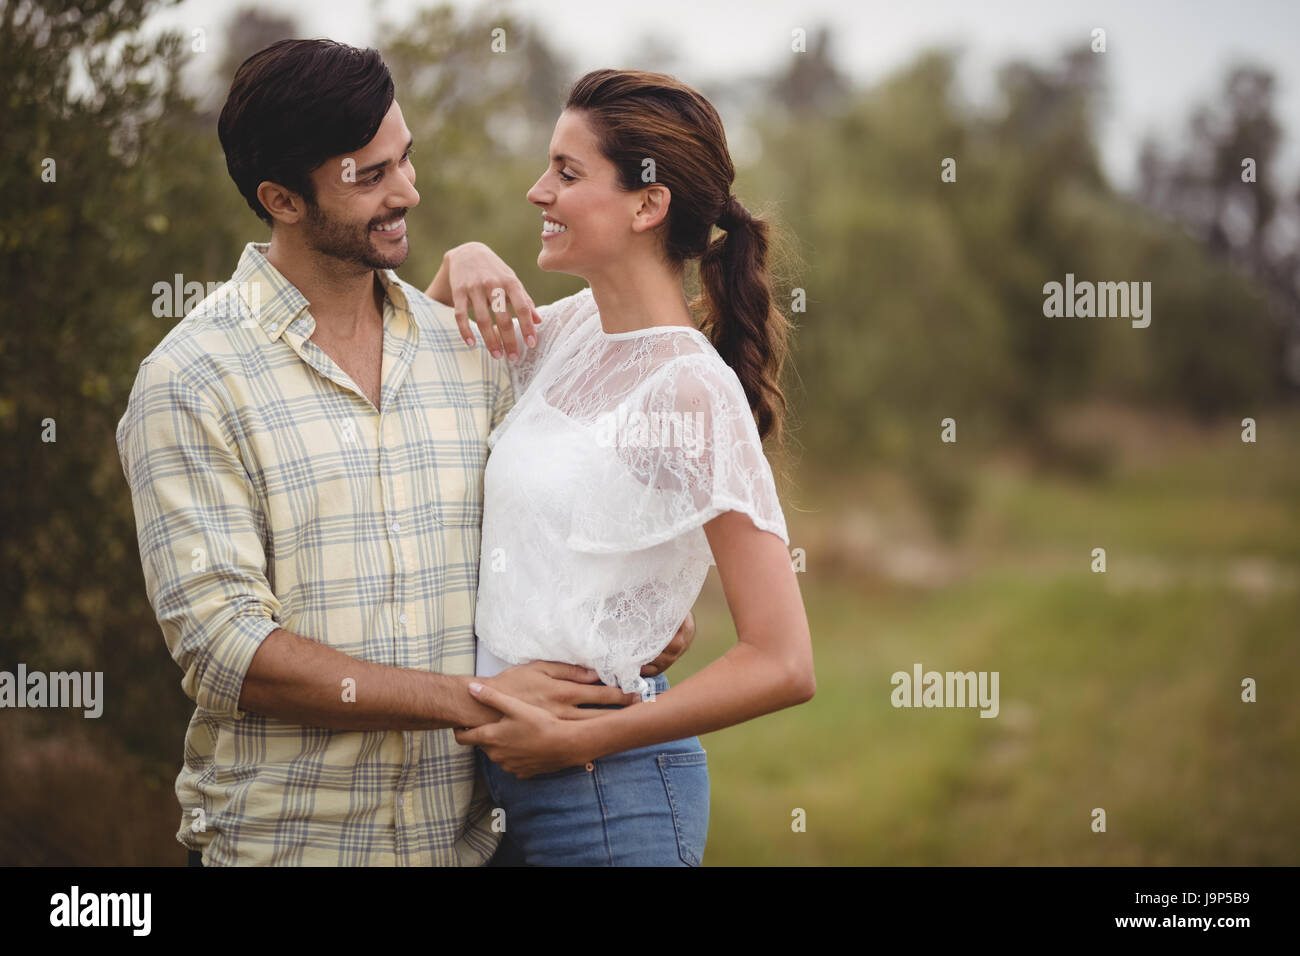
[218,39,395,226]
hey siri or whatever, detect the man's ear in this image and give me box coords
[256,180,307,226]
[631,184,671,233]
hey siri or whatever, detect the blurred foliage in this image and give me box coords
[1,0,254,779]
[1,0,1297,862]
[1138,65,1300,389]
[744,44,1291,533]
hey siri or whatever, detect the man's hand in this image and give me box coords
[425,241,541,361]
[484,661,637,719]
[641,610,696,678]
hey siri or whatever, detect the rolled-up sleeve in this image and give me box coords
[116,359,281,720]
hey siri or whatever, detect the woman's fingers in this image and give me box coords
[467,287,505,358]
[537,661,600,683]
[505,278,538,348]
[468,680,528,717]
[565,684,638,708]
[487,286,517,360]
[451,285,475,348]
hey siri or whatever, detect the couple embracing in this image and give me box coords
[116,38,813,867]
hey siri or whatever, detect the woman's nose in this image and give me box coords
[526,177,550,206]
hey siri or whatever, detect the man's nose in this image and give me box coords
[397,171,419,208]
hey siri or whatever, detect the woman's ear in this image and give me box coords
[631,184,672,233]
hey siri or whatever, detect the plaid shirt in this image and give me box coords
[116,242,512,865]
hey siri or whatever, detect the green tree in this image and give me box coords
[0,0,250,776]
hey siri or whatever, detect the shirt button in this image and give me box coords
[396,797,404,808]
[399,614,408,625]
[391,521,401,533]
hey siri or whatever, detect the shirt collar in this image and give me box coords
[231,241,412,342]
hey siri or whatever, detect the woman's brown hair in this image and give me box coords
[565,69,791,447]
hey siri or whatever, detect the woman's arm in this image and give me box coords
[454,510,814,776]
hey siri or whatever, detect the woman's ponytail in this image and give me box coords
[697,195,790,447]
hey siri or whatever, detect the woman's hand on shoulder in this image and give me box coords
[425,241,542,360]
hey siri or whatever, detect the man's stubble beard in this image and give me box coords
[303,199,408,271]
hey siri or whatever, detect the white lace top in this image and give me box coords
[472,287,789,696]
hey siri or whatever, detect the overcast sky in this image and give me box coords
[145,0,1300,192]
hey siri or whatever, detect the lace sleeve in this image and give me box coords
[566,354,788,559]
[502,287,595,397]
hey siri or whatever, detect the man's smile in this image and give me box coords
[372,216,406,239]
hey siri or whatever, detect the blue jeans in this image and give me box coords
[478,672,710,866]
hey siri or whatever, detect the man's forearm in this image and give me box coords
[237,628,498,730]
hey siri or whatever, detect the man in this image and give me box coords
[115,39,692,866]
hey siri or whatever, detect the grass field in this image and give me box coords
[681,407,1300,864]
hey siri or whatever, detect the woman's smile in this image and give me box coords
[541,213,568,240]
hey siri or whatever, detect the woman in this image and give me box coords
[427,69,813,866]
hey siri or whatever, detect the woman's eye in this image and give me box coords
[558,170,576,182]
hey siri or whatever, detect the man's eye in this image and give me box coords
[366,151,412,186]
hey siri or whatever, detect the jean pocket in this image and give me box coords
[656,750,710,866]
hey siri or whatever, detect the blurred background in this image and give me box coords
[2,0,1297,864]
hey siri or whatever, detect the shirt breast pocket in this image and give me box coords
[422,407,486,528]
